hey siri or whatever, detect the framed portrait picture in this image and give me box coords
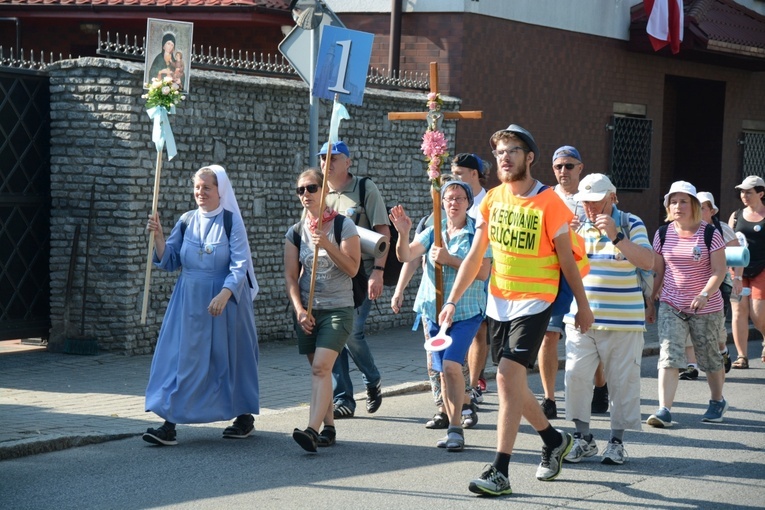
[144,18,194,93]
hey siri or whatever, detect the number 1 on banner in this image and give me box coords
[328,40,351,94]
[313,25,374,106]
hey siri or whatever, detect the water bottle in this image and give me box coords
[734,287,751,302]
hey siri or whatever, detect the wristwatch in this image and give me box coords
[700,291,709,298]
[612,232,625,245]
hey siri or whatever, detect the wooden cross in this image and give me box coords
[388,62,482,311]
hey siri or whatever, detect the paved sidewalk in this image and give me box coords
[0,317,715,461]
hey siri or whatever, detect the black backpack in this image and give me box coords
[658,220,731,308]
[657,222,716,252]
[290,216,367,308]
[358,177,401,287]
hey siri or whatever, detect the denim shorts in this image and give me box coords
[546,314,564,334]
[427,313,484,373]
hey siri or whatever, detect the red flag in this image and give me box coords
[645,0,684,54]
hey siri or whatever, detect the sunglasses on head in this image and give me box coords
[296,184,320,196]
[554,163,578,171]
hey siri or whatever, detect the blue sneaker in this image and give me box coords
[647,407,673,428]
[701,399,729,423]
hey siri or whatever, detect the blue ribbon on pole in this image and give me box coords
[146,105,177,160]
[329,101,350,143]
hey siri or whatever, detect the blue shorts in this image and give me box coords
[547,314,564,334]
[426,314,484,373]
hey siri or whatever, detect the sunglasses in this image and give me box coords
[296,184,320,196]
[554,163,578,171]
[670,307,693,321]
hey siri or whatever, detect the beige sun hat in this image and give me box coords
[696,191,718,215]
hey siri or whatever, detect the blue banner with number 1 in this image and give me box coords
[313,25,374,106]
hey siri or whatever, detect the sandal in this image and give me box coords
[445,429,465,452]
[223,414,255,439]
[142,424,177,446]
[425,411,448,429]
[732,356,749,369]
[317,426,336,447]
[292,427,318,453]
[761,343,765,363]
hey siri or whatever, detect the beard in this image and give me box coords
[498,159,528,184]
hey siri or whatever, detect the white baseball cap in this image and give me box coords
[696,191,718,215]
[735,175,765,190]
[573,173,616,202]
[663,181,698,207]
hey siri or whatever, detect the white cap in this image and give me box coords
[735,175,765,190]
[573,173,616,202]
[696,191,718,215]
[663,181,698,208]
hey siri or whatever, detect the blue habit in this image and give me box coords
[145,208,260,424]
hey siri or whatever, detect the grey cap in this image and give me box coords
[490,124,540,166]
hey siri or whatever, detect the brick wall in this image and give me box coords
[46,57,454,353]
[345,12,765,235]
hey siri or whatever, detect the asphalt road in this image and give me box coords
[2,348,764,510]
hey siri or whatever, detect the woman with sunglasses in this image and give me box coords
[648,181,728,428]
[389,180,491,452]
[284,168,361,452]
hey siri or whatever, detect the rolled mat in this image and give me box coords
[725,246,750,267]
[358,226,388,258]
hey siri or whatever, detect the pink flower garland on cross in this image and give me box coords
[420,92,448,187]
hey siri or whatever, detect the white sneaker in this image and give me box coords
[564,433,598,463]
[468,465,513,496]
[601,440,627,465]
[536,430,573,481]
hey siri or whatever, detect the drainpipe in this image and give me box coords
[388,0,401,78]
[0,18,21,59]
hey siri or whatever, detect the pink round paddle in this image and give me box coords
[424,323,453,352]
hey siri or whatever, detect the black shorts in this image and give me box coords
[487,306,553,369]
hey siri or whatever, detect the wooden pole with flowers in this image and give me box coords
[387,62,482,310]
[140,76,185,324]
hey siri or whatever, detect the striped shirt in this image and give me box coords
[653,221,725,315]
[565,207,651,331]
[413,217,491,322]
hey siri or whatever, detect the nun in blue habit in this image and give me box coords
[143,164,260,446]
